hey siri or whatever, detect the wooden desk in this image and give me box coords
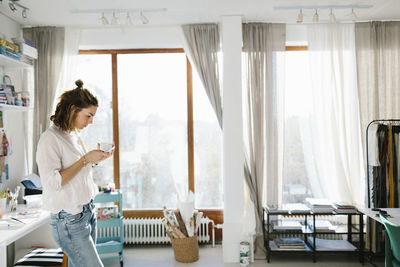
[0,208,50,267]
[358,207,400,225]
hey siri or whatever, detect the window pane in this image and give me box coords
[77,55,114,186]
[193,73,223,208]
[279,51,315,204]
[118,53,188,209]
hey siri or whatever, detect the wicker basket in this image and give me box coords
[170,235,199,263]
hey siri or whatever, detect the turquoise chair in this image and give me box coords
[380,214,400,267]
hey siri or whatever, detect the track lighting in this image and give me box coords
[296,9,303,23]
[8,0,29,19]
[312,9,319,22]
[274,4,372,23]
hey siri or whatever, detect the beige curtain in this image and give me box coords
[355,22,400,156]
[24,27,65,173]
[242,23,286,258]
[181,24,222,128]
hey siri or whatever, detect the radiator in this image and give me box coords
[97,217,215,247]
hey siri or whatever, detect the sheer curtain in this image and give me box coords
[305,23,364,205]
[55,28,82,107]
[355,22,400,157]
[181,24,223,128]
[242,23,285,258]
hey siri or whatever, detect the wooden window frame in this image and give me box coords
[79,49,223,241]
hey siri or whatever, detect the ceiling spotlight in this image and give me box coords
[296,9,303,23]
[140,11,149,24]
[126,12,133,26]
[111,12,118,25]
[100,12,109,25]
[312,9,319,22]
[350,8,358,21]
[9,1,16,12]
[329,9,337,23]
[22,8,27,19]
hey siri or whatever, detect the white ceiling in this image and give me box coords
[0,0,400,28]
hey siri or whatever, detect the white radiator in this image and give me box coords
[97,217,215,247]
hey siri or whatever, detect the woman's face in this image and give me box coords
[73,105,97,130]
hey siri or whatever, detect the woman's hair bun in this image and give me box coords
[75,79,84,89]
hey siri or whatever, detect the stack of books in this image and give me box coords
[274,237,305,249]
[308,220,337,233]
[305,198,334,213]
[283,203,310,214]
[333,203,357,214]
[0,91,7,104]
[272,220,302,231]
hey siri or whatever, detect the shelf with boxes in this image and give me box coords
[263,205,365,263]
[93,190,124,266]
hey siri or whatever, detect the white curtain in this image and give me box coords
[181,24,223,128]
[54,27,82,107]
[305,23,364,205]
[242,23,286,258]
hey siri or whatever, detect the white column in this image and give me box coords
[221,16,245,263]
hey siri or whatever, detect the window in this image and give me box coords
[77,54,114,187]
[78,49,223,211]
[277,49,315,204]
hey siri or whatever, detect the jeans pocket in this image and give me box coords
[65,212,85,225]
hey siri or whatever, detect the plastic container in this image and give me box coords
[23,194,43,208]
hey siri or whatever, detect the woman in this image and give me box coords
[36,80,112,267]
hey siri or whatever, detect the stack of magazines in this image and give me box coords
[305,198,334,213]
[274,237,305,249]
[333,203,357,214]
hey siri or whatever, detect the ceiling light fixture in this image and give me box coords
[8,0,29,19]
[139,11,149,24]
[296,9,303,23]
[329,9,336,23]
[274,4,372,23]
[312,9,319,22]
[350,8,358,21]
[100,12,109,25]
[126,12,133,26]
[70,8,167,26]
[111,12,118,25]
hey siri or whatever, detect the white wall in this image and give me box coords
[286,24,307,46]
[80,26,182,49]
[0,14,28,198]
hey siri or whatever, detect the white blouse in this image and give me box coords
[36,124,98,214]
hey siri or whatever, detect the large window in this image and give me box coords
[78,49,223,212]
[278,50,315,204]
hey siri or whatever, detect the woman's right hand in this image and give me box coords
[85,144,113,164]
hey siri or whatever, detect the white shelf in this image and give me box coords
[0,54,33,69]
[0,104,31,111]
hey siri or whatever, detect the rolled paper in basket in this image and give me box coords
[178,201,194,224]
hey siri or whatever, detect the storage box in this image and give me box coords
[23,194,42,208]
[96,205,117,220]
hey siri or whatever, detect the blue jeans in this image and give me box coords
[50,201,103,267]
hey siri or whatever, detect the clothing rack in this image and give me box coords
[366,119,400,208]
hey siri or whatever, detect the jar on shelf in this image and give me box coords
[21,91,30,107]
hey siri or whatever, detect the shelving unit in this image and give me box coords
[0,54,33,69]
[93,190,124,266]
[0,103,30,111]
[263,206,364,263]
